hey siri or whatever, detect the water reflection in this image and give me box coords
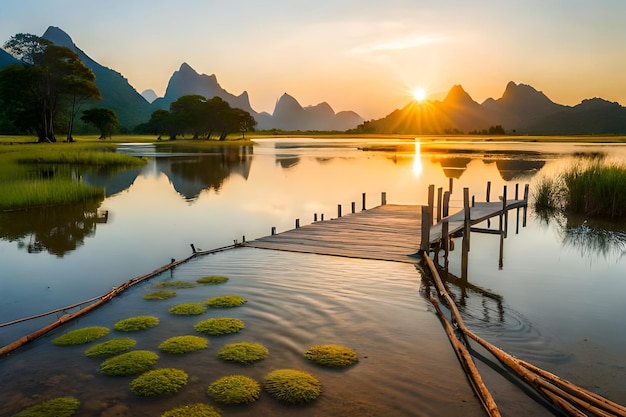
[0,200,105,257]
[82,166,142,197]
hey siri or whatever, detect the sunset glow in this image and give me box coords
[413,88,427,103]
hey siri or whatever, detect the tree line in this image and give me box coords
[0,33,256,142]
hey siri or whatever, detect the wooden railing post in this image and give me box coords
[443,191,450,218]
[338,204,342,218]
[296,219,300,228]
[437,187,443,223]
[362,193,366,211]
[486,181,491,202]
[271,226,276,235]
[428,184,435,226]
[351,202,356,214]
[381,192,387,205]
[463,187,471,251]
[421,205,432,252]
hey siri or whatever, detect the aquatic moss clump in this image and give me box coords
[155,281,196,289]
[85,337,136,357]
[13,396,80,417]
[144,290,177,300]
[303,344,358,368]
[130,368,188,397]
[52,327,109,346]
[196,275,229,285]
[218,342,269,364]
[205,295,246,308]
[114,315,159,331]
[207,375,261,404]
[158,335,208,354]
[264,369,322,404]
[194,318,245,335]
[99,350,159,376]
[161,403,221,417]
[169,302,208,315]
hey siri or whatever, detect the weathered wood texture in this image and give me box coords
[247,200,527,263]
[247,204,424,263]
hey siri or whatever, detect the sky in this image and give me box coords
[1,0,625,120]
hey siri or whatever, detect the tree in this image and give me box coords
[2,33,101,142]
[170,95,207,139]
[0,64,39,134]
[81,108,119,139]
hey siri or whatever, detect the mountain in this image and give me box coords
[0,48,19,68]
[41,26,153,130]
[355,82,626,135]
[141,89,158,103]
[270,93,364,131]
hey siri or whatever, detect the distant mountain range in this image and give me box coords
[1,26,625,134]
[358,82,626,135]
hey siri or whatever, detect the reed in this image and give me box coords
[0,180,105,211]
[532,161,626,219]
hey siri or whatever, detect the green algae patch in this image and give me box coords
[99,350,159,376]
[159,335,208,354]
[144,290,177,300]
[303,344,358,368]
[194,318,245,335]
[205,295,246,308]
[155,281,196,289]
[13,396,79,417]
[196,275,229,285]
[218,342,269,364]
[84,338,136,357]
[264,369,322,404]
[161,403,221,417]
[207,375,261,404]
[130,368,188,397]
[52,327,109,346]
[169,302,208,315]
[114,315,159,331]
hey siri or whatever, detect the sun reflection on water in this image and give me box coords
[412,140,423,177]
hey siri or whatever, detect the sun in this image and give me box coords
[413,87,427,103]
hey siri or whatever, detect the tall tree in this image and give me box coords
[81,108,118,139]
[63,66,101,142]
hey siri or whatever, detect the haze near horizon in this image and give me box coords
[1,0,625,120]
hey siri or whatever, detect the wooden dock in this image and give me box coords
[246,188,528,263]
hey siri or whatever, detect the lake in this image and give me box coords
[1,137,625,416]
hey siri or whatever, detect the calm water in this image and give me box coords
[1,138,625,415]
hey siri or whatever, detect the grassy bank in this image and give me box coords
[533,161,626,219]
[0,141,146,211]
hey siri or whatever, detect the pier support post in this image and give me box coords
[381,192,387,205]
[362,193,366,211]
[463,187,471,251]
[449,178,453,194]
[271,226,276,235]
[502,185,508,237]
[296,219,300,228]
[486,181,491,202]
[338,205,342,218]
[421,205,432,252]
[351,202,356,214]
[321,214,324,221]
[443,191,450,218]
[314,213,318,222]
[523,184,529,227]
[437,187,443,223]
[428,185,435,226]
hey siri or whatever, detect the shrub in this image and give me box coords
[194,318,245,335]
[207,375,261,404]
[264,369,322,404]
[155,281,196,289]
[13,397,79,417]
[161,403,221,417]
[303,344,358,368]
[196,275,229,285]
[205,295,246,308]
[169,302,207,315]
[218,342,269,364]
[144,290,177,300]
[99,350,159,376]
[130,368,188,397]
[159,335,208,354]
[52,327,109,346]
[114,315,159,331]
[85,338,136,357]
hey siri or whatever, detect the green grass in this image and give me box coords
[0,180,105,211]
[263,369,322,404]
[12,397,80,417]
[99,350,159,376]
[154,280,196,289]
[143,290,177,300]
[161,403,222,417]
[158,335,208,354]
[84,338,137,357]
[205,295,246,308]
[130,368,188,397]
[114,315,160,331]
[218,342,269,364]
[194,318,245,335]
[303,344,358,368]
[532,161,626,219]
[196,275,229,285]
[52,327,110,346]
[168,302,208,315]
[207,375,261,404]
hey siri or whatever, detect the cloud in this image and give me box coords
[348,34,446,55]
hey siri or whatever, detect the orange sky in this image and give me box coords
[2,1,625,120]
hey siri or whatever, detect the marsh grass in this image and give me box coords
[85,338,137,357]
[99,350,159,376]
[158,336,208,354]
[303,344,358,368]
[52,327,110,346]
[194,318,245,335]
[130,368,188,397]
[155,281,196,289]
[207,375,261,404]
[143,290,177,300]
[0,180,105,211]
[263,369,322,404]
[218,342,269,364]
[114,316,160,331]
[205,295,246,308]
[12,396,80,417]
[168,303,207,315]
[161,403,221,417]
[532,161,626,219]
[196,275,229,285]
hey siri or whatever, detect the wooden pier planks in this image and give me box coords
[246,204,424,263]
[247,199,527,263]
